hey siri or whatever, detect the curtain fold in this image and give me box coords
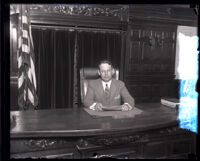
[32,28,55,109]
[73,31,79,108]
[54,29,75,108]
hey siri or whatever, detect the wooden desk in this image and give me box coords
[10,103,196,159]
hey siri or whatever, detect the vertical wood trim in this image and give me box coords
[120,32,125,80]
[73,31,78,109]
[124,25,131,80]
[53,30,56,109]
[173,28,177,78]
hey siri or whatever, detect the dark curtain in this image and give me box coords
[32,27,75,109]
[78,31,122,69]
[32,28,55,109]
[54,30,75,108]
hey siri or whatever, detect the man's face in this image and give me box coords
[99,63,113,82]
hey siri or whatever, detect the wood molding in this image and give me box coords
[29,4,128,31]
[129,5,198,26]
[10,76,18,84]
[29,4,128,21]
[30,12,127,31]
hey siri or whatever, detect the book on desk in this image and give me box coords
[161,97,180,108]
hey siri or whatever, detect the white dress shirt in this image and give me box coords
[102,80,112,91]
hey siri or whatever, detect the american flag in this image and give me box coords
[17,5,38,110]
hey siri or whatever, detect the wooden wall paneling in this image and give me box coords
[130,41,140,64]
[119,31,128,80]
[10,76,18,110]
[124,25,132,75]
[10,26,18,75]
[129,5,197,26]
[140,28,176,66]
[124,21,178,103]
[10,14,18,75]
[10,14,19,110]
[126,84,141,103]
[140,84,152,102]
[124,25,142,103]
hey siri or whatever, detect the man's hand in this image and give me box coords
[121,104,133,111]
[94,103,103,111]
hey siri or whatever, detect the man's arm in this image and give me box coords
[83,83,95,107]
[120,82,135,108]
[83,82,103,111]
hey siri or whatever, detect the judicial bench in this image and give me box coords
[10,103,196,159]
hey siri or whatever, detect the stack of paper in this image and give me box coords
[84,106,143,119]
[161,97,180,108]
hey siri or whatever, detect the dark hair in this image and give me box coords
[98,60,113,69]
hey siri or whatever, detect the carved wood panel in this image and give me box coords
[138,30,175,65]
[129,5,197,26]
[29,4,128,20]
[124,22,178,103]
[11,138,78,154]
[10,14,18,76]
[129,41,140,64]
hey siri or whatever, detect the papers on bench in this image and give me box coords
[84,106,143,119]
[101,106,122,111]
[161,97,180,108]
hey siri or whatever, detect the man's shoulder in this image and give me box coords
[88,78,101,86]
[112,79,125,86]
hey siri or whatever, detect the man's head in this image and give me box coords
[98,60,115,82]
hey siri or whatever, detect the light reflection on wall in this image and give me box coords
[177,31,198,133]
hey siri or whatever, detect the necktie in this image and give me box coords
[105,84,110,97]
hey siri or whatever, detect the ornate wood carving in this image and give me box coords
[23,139,69,150]
[77,126,183,149]
[79,134,149,147]
[129,5,197,26]
[127,26,176,76]
[24,139,57,149]
[159,126,179,134]
[124,22,178,103]
[29,4,128,21]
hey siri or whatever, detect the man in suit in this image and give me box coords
[83,60,135,111]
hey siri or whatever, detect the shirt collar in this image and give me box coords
[102,80,112,89]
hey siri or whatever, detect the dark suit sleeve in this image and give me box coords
[120,82,135,107]
[83,82,95,107]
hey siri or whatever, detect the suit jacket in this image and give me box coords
[83,78,135,107]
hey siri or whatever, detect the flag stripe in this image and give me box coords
[28,88,34,104]
[30,57,37,89]
[18,36,22,48]
[22,37,28,47]
[22,30,28,39]
[18,55,22,68]
[22,44,29,53]
[18,72,24,88]
[22,15,28,24]
[22,23,29,32]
